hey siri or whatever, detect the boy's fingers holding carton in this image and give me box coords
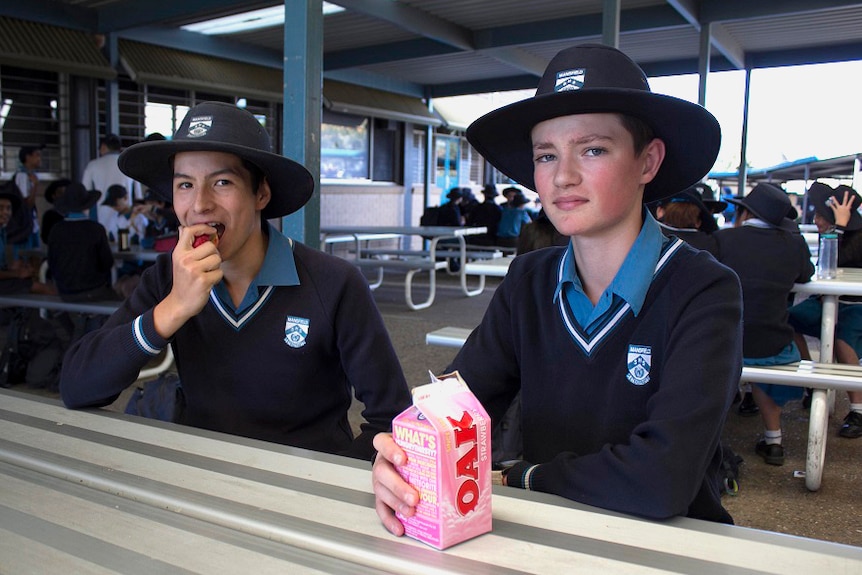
[371,434,418,534]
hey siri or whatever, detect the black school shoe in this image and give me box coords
[737,392,759,416]
[755,440,784,465]
[839,411,862,438]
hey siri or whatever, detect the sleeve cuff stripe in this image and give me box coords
[133,315,161,356]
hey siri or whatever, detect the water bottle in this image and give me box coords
[817,233,838,279]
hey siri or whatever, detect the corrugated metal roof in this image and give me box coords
[119,39,282,101]
[323,79,441,125]
[0,17,115,78]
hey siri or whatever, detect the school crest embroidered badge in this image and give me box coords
[187,115,213,138]
[626,344,651,386]
[555,68,585,92]
[284,316,309,348]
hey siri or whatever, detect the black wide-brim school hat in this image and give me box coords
[53,181,101,215]
[466,44,721,204]
[728,182,798,232]
[807,181,862,230]
[118,101,314,219]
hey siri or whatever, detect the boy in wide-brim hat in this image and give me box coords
[60,101,410,460]
[373,44,742,528]
[788,182,862,439]
[715,183,815,464]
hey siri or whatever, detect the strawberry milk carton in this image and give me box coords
[392,372,492,549]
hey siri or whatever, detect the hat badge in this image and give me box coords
[555,68,585,92]
[187,115,213,138]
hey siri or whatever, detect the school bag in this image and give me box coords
[0,176,34,244]
[419,205,441,227]
[0,308,64,391]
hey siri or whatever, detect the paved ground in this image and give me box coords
[8,270,860,547]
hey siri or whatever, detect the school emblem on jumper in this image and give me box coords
[555,68,585,92]
[187,116,213,138]
[284,316,309,348]
[626,344,651,386]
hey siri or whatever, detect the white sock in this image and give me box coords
[764,429,782,445]
[849,403,862,414]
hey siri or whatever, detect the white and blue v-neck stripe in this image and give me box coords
[553,212,681,355]
[211,223,300,330]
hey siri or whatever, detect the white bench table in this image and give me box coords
[3,390,859,574]
[322,226,488,310]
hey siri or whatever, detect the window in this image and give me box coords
[321,110,368,180]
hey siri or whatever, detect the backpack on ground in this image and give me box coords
[0,308,64,391]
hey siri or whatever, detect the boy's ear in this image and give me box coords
[256,178,272,211]
[640,138,666,185]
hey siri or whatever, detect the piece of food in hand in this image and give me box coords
[192,223,225,248]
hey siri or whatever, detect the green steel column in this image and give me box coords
[282,0,322,245]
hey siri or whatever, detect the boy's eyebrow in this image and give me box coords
[532,133,614,150]
[173,167,242,180]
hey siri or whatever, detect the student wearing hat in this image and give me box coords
[654,184,720,256]
[495,193,532,248]
[692,181,728,228]
[40,178,71,244]
[60,101,411,460]
[372,44,742,526]
[788,182,862,439]
[0,189,54,295]
[714,183,815,464]
[465,183,503,245]
[47,182,116,303]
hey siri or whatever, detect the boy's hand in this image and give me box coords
[372,433,419,536]
[829,190,855,228]
[153,224,223,339]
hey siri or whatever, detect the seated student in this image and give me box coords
[495,193,532,248]
[46,182,117,303]
[0,190,54,296]
[372,44,742,527]
[437,187,465,226]
[654,184,720,256]
[60,101,411,460]
[46,182,118,342]
[694,182,729,228]
[465,184,503,246]
[516,209,567,255]
[789,182,862,439]
[714,183,814,465]
[40,178,71,245]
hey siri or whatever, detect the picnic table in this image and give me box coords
[320,225,488,310]
[2,389,859,574]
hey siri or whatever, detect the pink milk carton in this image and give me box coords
[392,372,492,549]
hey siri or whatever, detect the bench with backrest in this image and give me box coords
[425,325,862,491]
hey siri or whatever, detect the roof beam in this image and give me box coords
[666,1,745,70]
[479,46,547,77]
[117,26,283,69]
[331,0,474,51]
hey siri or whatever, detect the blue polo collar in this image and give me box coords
[554,210,665,323]
[213,222,299,314]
